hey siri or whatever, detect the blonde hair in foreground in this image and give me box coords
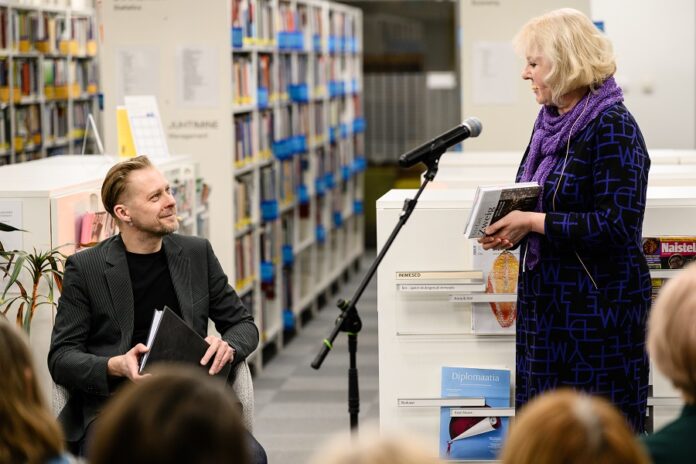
[309,424,443,464]
[0,319,65,464]
[513,8,616,106]
[648,261,696,403]
[499,389,649,464]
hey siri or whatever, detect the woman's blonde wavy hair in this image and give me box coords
[513,8,616,106]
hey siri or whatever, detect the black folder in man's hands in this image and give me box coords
[139,306,232,378]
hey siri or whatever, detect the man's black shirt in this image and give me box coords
[126,244,182,347]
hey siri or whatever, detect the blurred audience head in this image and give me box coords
[309,424,443,464]
[0,318,66,463]
[89,365,250,464]
[499,389,649,464]
[648,261,696,404]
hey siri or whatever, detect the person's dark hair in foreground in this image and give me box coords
[0,318,71,464]
[89,365,250,464]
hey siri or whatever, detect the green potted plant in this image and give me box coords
[0,221,66,335]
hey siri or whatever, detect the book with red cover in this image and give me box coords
[139,306,232,379]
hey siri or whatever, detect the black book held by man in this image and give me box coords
[138,306,232,378]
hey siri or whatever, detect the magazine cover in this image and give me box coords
[439,367,511,461]
[642,236,696,269]
[471,243,519,335]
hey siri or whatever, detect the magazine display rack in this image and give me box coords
[377,186,696,460]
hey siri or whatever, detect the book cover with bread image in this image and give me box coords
[471,243,519,334]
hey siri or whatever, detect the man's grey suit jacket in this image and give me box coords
[48,233,259,442]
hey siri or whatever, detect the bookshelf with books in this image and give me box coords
[0,1,99,166]
[99,0,363,369]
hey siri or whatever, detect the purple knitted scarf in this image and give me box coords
[520,76,623,269]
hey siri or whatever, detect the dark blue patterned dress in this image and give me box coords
[515,103,651,432]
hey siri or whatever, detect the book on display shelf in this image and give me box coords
[642,236,696,270]
[471,243,519,335]
[464,183,540,239]
[439,366,511,461]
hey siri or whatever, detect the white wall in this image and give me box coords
[591,0,695,149]
[459,0,695,151]
[458,0,591,152]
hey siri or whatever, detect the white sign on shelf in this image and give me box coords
[116,47,160,105]
[124,95,170,158]
[472,41,518,105]
[176,46,220,108]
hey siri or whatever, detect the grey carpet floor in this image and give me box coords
[254,254,379,464]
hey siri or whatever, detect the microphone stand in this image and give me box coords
[311,151,444,432]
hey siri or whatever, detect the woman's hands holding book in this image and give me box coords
[479,211,546,250]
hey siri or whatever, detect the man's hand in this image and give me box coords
[107,343,150,381]
[478,211,545,250]
[201,336,235,375]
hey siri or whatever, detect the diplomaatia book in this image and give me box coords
[439,366,511,461]
[139,306,232,378]
[464,183,540,239]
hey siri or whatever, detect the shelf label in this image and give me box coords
[397,397,485,407]
[396,270,484,281]
[398,283,485,293]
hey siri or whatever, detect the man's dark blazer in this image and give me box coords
[48,233,259,442]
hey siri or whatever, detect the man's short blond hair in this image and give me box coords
[648,262,696,403]
[101,155,153,218]
[513,8,616,106]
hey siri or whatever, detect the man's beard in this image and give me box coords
[131,217,179,236]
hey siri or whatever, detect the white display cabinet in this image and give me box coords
[0,154,204,401]
[377,186,696,459]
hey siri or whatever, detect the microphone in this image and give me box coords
[398,117,482,168]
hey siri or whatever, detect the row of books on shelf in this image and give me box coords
[231,2,358,52]
[235,232,255,290]
[1,8,96,56]
[0,100,97,153]
[0,58,97,98]
[231,0,274,45]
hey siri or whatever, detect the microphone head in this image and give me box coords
[462,117,482,137]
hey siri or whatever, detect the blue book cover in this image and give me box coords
[439,367,511,460]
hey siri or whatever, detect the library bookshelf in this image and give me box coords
[0,0,100,166]
[99,0,365,369]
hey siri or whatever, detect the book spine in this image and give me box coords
[468,190,502,238]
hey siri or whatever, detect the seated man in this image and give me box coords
[48,156,266,463]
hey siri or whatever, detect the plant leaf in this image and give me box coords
[1,255,26,300]
[15,302,24,328]
[23,302,31,334]
[47,256,64,293]
[0,222,26,233]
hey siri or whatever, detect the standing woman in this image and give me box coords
[480,8,651,432]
